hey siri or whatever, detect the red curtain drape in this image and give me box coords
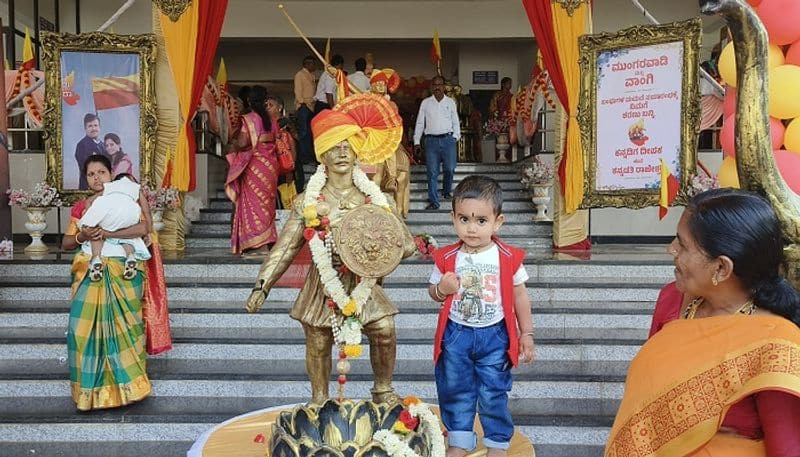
[521,0,570,192]
[186,0,228,191]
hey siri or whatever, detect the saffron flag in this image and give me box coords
[22,27,35,70]
[324,38,331,65]
[335,68,350,105]
[659,158,679,220]
[430,30,441,65]
[91,75,140,111]
[216,58,228,92]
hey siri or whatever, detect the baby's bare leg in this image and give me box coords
[90,238,103,260]
[122,244,134,257]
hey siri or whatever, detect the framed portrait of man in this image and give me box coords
[42,32,157,203]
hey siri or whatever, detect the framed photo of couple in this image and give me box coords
[42,32,157,203]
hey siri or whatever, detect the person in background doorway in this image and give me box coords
[413,75,460,210]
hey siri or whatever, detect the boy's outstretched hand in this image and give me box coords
[519,335,535,364]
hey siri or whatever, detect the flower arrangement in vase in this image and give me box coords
[142,184,181,232]
[683,172,719,198]
[484,114,510,139]
[6,182,62,254]
[519,157,555,222]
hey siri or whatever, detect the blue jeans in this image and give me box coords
[435,319,513,451]
[424,135,457,206]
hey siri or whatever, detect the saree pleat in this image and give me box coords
[68,253,151,411]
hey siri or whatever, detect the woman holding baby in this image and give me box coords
[60,155,163,410]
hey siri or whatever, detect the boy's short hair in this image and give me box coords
[452,175,503,215]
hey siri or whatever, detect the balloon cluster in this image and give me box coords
[717,0,800,193]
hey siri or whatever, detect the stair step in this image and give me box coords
[0,379,624,417]
[189,220,550,237]
[0,258,673,281]
[1,299,658,315]
[0,312,651,341]
[0,277,667,303]
[3,342,639,378]
[207,198,535,211]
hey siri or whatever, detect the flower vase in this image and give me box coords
[530,183,552,222]
[152,209,165,232]
[495,133,510,163]
[23,207,49,255]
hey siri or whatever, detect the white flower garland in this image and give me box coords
[303,163,390,352]
[373,403,447,457]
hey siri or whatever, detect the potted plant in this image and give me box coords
[485,115,512,162]
[519,157,555,222]
[6,182,62,254]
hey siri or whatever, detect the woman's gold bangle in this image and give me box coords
[75,233,83,244]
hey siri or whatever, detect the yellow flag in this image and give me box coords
[430,30,441,64]
[216,58,228,87]
[22,27,35,70]
[324,38,331,65]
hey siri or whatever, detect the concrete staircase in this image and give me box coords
[0,163,674,457]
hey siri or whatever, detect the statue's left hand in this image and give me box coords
[246,280,268,313]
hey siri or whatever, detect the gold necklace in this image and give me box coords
[683,297,756,319]
[325,186,355,209]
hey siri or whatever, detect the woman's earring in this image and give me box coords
[712,275,719,286]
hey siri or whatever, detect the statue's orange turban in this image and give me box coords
[369,68,401,94]
[311,93,402,165]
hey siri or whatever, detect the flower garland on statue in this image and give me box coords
[302,164,391,362]
[373,396,446,457]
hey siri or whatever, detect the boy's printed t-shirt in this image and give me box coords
[429,244,529,327]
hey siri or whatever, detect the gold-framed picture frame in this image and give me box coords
[42,32,157,204]
[577,18,701,209]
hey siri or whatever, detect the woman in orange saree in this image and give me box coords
[606,189,800,457]
[226,86,279,255]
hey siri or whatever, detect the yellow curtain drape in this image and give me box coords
[159,4,199,192]
[553,104,589,247]
[551,0,591,213]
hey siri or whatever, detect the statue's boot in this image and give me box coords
[303,324,333,405]
[364,316,399,405]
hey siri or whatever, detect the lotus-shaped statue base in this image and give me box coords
[270,399,433,457]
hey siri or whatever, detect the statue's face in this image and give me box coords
[323,141,356,174]
[371,81,387,95]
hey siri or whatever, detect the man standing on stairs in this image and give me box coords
[414,75,460,210]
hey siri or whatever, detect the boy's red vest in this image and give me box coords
[431,237,527,366]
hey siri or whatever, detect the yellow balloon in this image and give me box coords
[768,65,800,119]
[785,117,800,152]
[718,155,740,188]
[718,42,785,88]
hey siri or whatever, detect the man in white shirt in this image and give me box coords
[314,54,344,112]
[413,75,461,210]
[347,57,371,93]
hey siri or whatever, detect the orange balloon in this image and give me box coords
[718,155,740,188]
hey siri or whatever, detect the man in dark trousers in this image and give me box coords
[75,113,110,190]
